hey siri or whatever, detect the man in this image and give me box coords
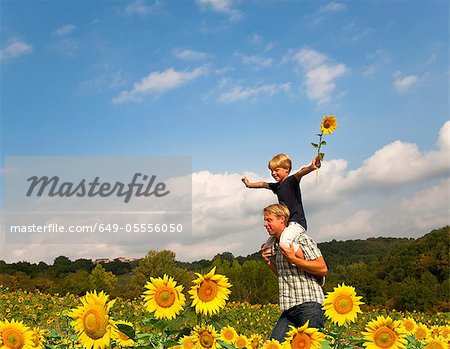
[262,204,327,342]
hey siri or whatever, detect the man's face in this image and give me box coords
[263,212,285,238]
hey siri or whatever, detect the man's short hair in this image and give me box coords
[263,204,290,223]
[268,153,292,172]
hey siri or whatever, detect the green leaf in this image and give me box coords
[318,153,325,160]
[218,340,237,349]
[117,323,136,340]
[320,140,327,145]
[311,143,319,148]
[136,333,152,340]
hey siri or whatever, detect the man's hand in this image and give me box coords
[261,244,272,264]
[279,243,296,263]
[241,176,250,187]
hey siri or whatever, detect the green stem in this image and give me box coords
[317,132,323,158]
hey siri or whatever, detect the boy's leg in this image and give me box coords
[279,223,305,251]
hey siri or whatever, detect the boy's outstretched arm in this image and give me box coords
[241,176,270,189]
[293,155,321,181]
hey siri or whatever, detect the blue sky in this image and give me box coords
[1,0,449,263]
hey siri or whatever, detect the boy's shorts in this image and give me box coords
[264,221,305,252]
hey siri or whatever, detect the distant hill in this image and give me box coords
[1,226,448,312]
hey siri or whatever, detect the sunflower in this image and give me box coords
[69,290,118,349]
[441,326,450,339]
[262,339,282,349]
[430,326,443,339]
[189,267,232,316]
[282,322,325,349]
[250,334,264,349]
[179,335,195,349]
[320,115,338,135]
[235,334,249,349]
[415,323,430,341]
[190,325,220,349]
[219,326,237,344]
[0,319,34,349]
[401,318,417,334]
[30,327,47,349]
[363,315,407,349]
[142,274,186,320]
[322,284,364,326]
[425,338,447,349]
[112,320,135,348]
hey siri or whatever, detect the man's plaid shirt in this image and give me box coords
[274,233,324,311]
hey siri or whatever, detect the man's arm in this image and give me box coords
[280,244,328,276]
[242,176,270,189]
[293,156,321,181]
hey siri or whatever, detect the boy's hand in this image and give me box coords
[241,176,250,187]
[312,156,321,170]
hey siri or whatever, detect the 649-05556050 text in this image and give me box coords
[9,223,184,234]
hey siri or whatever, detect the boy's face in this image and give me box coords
[271,167,289,181]
[263,212,285,238]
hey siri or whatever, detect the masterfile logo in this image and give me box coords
[4,156,192,244]
[26,173,170,203]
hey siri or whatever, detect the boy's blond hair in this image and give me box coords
[263,204,290,223]
[268,153,292,172]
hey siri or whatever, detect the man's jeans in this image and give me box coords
[270,302,325,342]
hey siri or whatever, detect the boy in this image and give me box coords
[242,153,320,254]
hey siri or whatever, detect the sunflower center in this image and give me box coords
[3,329,25,349]
[235,338,247,348]
[155,286,176,308]
[182,338,195,349]
[223,329,235,341]
[415,328,427,340]
[373,326,396,348]
[197,280,219,302]
[334,295,353,314]
[31,332,40,347]
[199,331,214,348]
[403,321,414,332]
[323,121,331,129]
[291,333,312,349]
[82,306,109,340]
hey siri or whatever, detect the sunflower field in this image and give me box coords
[1,267,449,349]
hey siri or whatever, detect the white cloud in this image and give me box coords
[113,66,207,104]
[124,0,163,16]
[394,73,419,92]
[53,24,76,37]
[0,38,33,61]
[173,49,209,61]
[400,179,450,230]
[196,0,242,21]
[218,81,291,103]
[291,47,348,104]
[319,2,346,13]
[363,49,390,77]
[241,55,273,68]
[1,122,449,263]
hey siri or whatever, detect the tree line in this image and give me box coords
[0,226,448,313]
